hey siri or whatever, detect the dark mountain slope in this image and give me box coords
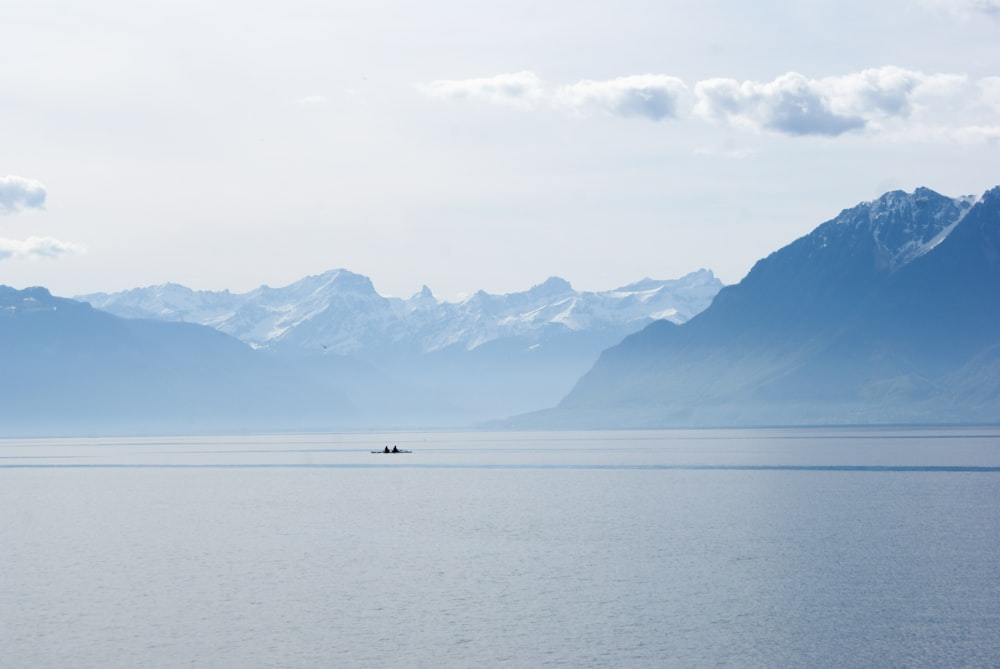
[510,187,998,428]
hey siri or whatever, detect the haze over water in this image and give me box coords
[3,428,999,667]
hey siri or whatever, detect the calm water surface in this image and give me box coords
[2,428,999,668]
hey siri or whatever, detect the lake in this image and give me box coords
[2,428,999,667]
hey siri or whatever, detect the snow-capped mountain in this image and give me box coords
[511,186,1000,429]
[75,269,722,425]
[78,269,723,356]
[801,186,977,270]
[10,185,995,435]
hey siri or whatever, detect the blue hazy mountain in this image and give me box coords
[78,270,722,422]
[508,186,1000,428]
[0,286,358,435]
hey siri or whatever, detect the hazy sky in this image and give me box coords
[2,0,998,300]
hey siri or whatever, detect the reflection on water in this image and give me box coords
[2,428,999,667]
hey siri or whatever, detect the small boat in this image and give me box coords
[371,447,411,454]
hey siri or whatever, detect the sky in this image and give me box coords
[2,0,999,301]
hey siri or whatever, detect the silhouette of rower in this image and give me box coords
[383,446,390,453]
[391,445,399,453]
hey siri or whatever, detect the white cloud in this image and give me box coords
[420,68,998,142]
[693,67,978,137]
[824,67,969,121]
[823,67,925,117]
[420,72,686,121]
[0,236,85,261]
[419,71,545,109]
[694,73,866,136]
[555,75,687,121]
[0,175,47,214]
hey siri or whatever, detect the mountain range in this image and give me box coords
[0,270,723,435]
[4,185,997,435]
[507,186,1000,428]
[77,270,722,356]
[76,270,723,424]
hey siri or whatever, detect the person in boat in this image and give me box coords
[383,446,390,453]
[391,445,399,453]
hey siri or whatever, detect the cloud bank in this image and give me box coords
[419,71,545,109]
[695,72,866,136]
[420,66,997,140]
[421,72,686,120]
[555,75,687,120]
[0,175,47,214]
[554,74,687,121]
[0,236,84,261]
[694,67,967,136]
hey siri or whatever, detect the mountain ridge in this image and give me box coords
[77,269,723,356]
[7,185,996,435]
[504,186,1000,428]
[74,269,723,423]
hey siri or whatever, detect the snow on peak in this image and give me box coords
[77,269,724,355]
[816,187,976,271]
